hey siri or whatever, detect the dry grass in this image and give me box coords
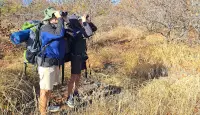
[83,75,200,115]
[82,27,200,114]
[89,27,200,78]
[1,2,200,113]
[134,74,200,115]
[1,26,200,114]
[0,70,37,114]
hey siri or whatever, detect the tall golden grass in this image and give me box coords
[89,27,200,77]
[1,8,200,114]
[82,27,200,115]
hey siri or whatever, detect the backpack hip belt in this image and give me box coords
[37,56,60,67]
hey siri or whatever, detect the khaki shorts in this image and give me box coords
[38,66,60,90]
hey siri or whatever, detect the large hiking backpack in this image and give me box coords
[10,20,66,84]
[23,21,43,64]
[10,20,42,64]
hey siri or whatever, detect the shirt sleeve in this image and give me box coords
[41,18,65,41]
[82,22,93,38]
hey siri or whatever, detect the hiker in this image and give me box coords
[64,14,97,108]
[37,7,66,115]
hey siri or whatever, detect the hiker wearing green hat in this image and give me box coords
[37,7,66,115]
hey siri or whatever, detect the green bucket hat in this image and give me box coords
[43,7,57,21]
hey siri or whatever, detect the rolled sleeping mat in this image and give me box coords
[10,29,31,45]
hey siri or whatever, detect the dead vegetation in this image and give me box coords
[1,0,200,115]
[0,71,36,114]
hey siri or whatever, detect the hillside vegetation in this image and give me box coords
[1,0,200,115]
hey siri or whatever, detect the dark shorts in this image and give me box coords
[71,55,82,74]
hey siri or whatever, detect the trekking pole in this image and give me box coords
[88,37,93,77]
[88,59,91,77]
[62,62,65,85]
[23,61,27,76]
[85,63,88,78]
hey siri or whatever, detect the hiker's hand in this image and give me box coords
[86,15,91,22]
[86,18,91,23]
[63,16,69,23]
[81,14,87,22]
[54,11,61,18]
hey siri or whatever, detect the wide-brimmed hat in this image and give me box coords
[43,7,57,21]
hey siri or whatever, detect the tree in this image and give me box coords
[114,0,200,40]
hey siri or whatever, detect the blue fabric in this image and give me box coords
[40,27,66,60]
[10,29,30,45]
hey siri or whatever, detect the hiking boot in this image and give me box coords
[48,105,60,112]
[66,95,75,108]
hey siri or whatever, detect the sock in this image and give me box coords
[73,90,79,96]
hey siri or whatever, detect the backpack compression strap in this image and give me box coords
[38,39,56,66]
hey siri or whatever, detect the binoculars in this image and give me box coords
[86,14,89,19]
[60,11,68,17]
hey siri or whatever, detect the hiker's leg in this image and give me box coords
[38,66,57,114]
[81,61,87,70]
[81,61,88,78]
[39,89,51,115]
[67,74,76,97]
[68,55,82,96]
[74,74,81,92]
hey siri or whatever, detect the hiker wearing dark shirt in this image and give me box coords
[64,14,97,108]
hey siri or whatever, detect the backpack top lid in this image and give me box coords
[68,14,82,29]
[22,20,41,30]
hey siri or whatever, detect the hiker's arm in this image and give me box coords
[41,18,65,40]
[85,14,97,32]
[79,15,93,38]
[88,22,97,32]
[53,18,65,38]
[80,22,93,38]
[53,11,65,37]
[83,22,93,36]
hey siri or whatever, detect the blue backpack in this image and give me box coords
[10,21,65,84]
[10,20,43,65]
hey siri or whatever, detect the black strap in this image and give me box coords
[39,39,56,54]
[23,62,27,76]
[88,59,92,76]
[35,23,43,48]
[85,67,88,78]
[62,62,65,85]
[35,22,55,57]
[39,39,56,66]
